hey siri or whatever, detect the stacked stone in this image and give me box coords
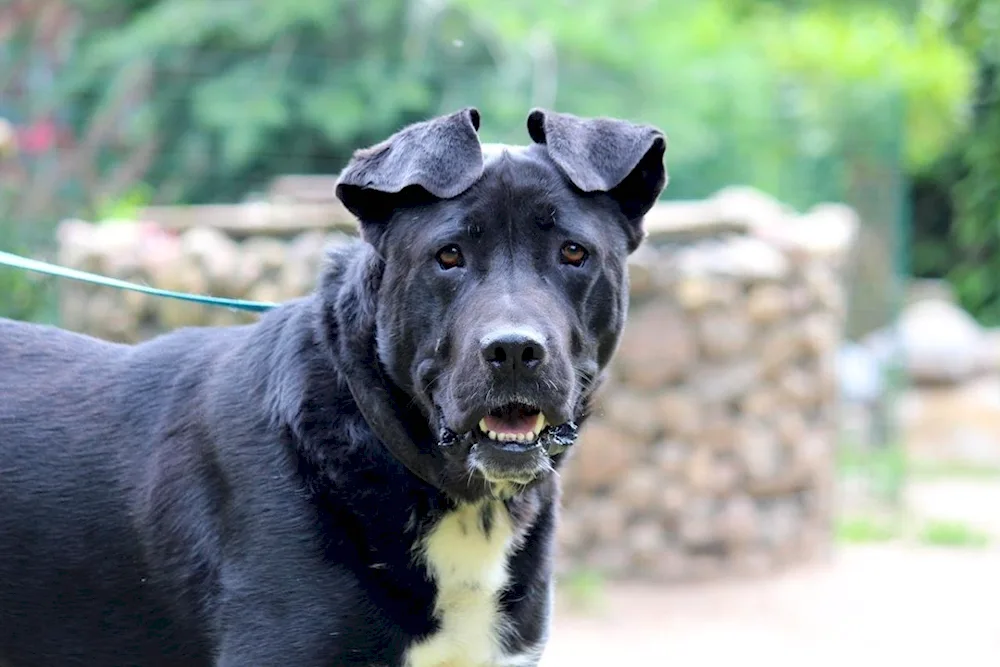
[55,220,352,343]
[555,188,857,582]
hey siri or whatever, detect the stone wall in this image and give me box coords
[54,186,858,583]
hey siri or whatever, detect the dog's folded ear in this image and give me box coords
[527,108,667,250]
[335,108,485,242]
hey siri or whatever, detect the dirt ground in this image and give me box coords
[545,544,1000,666]
[544,480,1000,667]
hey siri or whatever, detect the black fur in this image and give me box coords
[0,108,667,667]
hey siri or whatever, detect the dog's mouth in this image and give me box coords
[477,402,547,444]
[436,399,580,477]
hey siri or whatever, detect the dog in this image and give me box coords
[0,107,667,667]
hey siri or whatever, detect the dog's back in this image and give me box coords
[0,318,216,665]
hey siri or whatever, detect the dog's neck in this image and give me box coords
[308,243,492,501]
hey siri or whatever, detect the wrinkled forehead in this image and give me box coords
[405,145,588,242]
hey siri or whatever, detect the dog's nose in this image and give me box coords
[480,329,547,377]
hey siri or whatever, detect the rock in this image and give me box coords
[800,312,840,357]
[787,285,814,315]
[757,324,802,378]
[677,495,717,546]
[648,546,690,582]
[700,414,742,452]
[627,519,667,568]
[615,301,697,389]
[655,391,702,438]
[685,446,717,493]
[181,227,241,293]
[754,203,859,266]
[243,236,289,274]
[790,434,830,478]
[746,284,790,324]
[760,501,802,548]
[738,426,783,482]
[657,484,688,516]
[582,546,631,576]
[775,412,808,450]
[697,307,752,360]
[719,495,759,545]
[615,468,661,511]
[691,360,760,403]
[56,220,104,273]
[711,185,793,229]
[651,440,689,477]
[898,298,985,385]
[150,255,208,297]
[567,420,642,491]
[675,237,790,281]
[731,549,774,578]
[688,555,725,581]
[803,264,845,315]
[587,501,629,544]
[673,276,741,311]
[741,388,779,419]
[777,367,817,408]
[603,389,662,441]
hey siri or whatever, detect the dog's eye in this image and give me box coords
[436,245,465,270]
[560,242,589,267]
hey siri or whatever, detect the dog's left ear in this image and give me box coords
[527,108,667,251]
[335,108,484,245]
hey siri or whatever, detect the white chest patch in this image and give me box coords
[404,500,527,667]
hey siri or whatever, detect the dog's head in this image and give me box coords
[333,107,666,498]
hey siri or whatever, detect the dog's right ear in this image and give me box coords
[335,108,484,245]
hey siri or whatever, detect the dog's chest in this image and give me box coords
[404,500,524,667]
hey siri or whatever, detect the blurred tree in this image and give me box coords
[906,0,1000,324]
[55,0,971,210]
[68,0,457,204]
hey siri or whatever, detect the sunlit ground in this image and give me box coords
[544,467,1000,667]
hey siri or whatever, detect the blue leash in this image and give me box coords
[0,250,279,313]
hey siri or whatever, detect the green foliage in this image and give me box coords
[915,0,1000,325]
[53,0,971,210]
[444,0,969,203]
[66,0,451,204]
[0,228,56,323]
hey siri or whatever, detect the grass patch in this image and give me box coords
[836,514,903,544]
[916,519,992,548]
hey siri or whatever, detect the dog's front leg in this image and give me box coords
[211,561,382,667]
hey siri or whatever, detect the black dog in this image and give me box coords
[0,108,666,667]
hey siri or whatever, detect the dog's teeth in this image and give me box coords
[534,413,547,434]
[479,418,490,434]
[515,433,526,443]
[488,430,498,440]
